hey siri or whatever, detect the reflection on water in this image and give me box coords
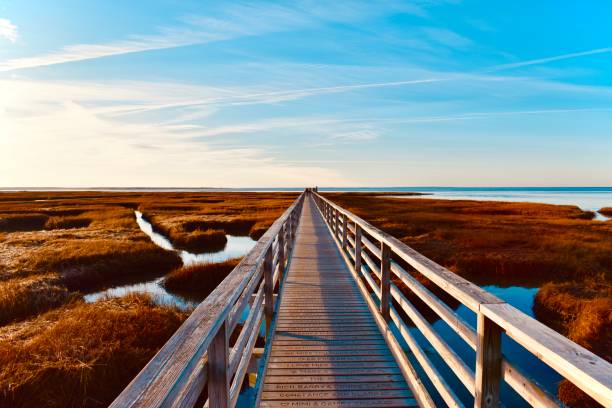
[83,277,200,310]
[401,284,562,407]
[84,211,257,308]
[135,211,257,266]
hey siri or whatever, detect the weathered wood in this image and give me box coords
[314,191,612,408]
[261,197,416,407]
[354,224,362,276]
[482,302,612,407]
[263,382,409,392]
[260,398,418,408]
[229,311,263,407]
[390,307,463,408]
[474,313,502,408]
[277,224,286,282]
[390,284,475,395]
[207,320,229,408]
[262,388,414,400]
[264,247,274,336]
[380,242,391,321]
[342,213,348,250]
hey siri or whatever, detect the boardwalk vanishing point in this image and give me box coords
[111,189,612,408]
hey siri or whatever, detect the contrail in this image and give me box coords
[487,47,612,71]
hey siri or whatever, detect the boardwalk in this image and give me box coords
[111,190,612,408]
[260,197,417,407]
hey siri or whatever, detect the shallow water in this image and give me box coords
[83,277,200,310]
[84,212,257,308]
[382,187,612,220]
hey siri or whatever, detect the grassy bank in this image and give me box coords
[0,294,187,408]
[163,258,242,294]
[599,207,612,217]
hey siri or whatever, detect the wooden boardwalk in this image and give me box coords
[111,190,612,408]
[260,197,417,407]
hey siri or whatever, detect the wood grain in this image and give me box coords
[261,197,416,407]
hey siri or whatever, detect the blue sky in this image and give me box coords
[1,1,611,187]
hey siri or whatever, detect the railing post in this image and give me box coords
[286,215,292,254]
[354,224,362,274]
[278,225,286,282]
[334,209,339,237]
[208,319,229,408]
[380,242,391,321]
[342,214,348,251]
[263,247,274,336]
[475,312,503,408]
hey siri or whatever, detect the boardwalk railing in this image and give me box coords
[312,191,612,408]
[111,192,305,408]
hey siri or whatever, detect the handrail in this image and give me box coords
[110,191,305,408]
[312,191,612,408]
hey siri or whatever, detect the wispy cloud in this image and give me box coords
[421,27,473,49]
[0,78,352,187]
[490,47,612,71]
[108,77,448,116]
[0,18,17,43]
[0,28,226,72]
[0,1,428,72]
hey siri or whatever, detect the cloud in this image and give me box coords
[0,28,225,72]
[490,47,612,71]
[421,27,473,49]
[0,18,17,43]
[0,1,429,72]
[0,78,351,187]
[108,77,450,116]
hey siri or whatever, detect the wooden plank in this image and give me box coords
[262,388,413,400]
[268,355,395,363]
[264,374,407,384]
[271,344,390,351]
[267,361,398,370]
[260,398,417,408]
[263,382,409,392]
[260,398,416,408]
[271,350,391,357]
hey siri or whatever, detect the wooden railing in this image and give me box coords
[110,192,305,408]
[312,191,612,408]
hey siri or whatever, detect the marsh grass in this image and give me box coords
[0,214,49,232]
[174,228,227,253]
[599,207,612,217]
[45,216,92,230]
[163,258,242,294]
[15,239,182,291]
[326,193,612,283]
[0,276,74,325]
[0,294,187,408]
[534,281,611,407]
[0,191,296,407]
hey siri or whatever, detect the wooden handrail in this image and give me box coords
[110,192,305,408]
[312,191,612,408]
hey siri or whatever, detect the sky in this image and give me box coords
[1,1,611,187]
